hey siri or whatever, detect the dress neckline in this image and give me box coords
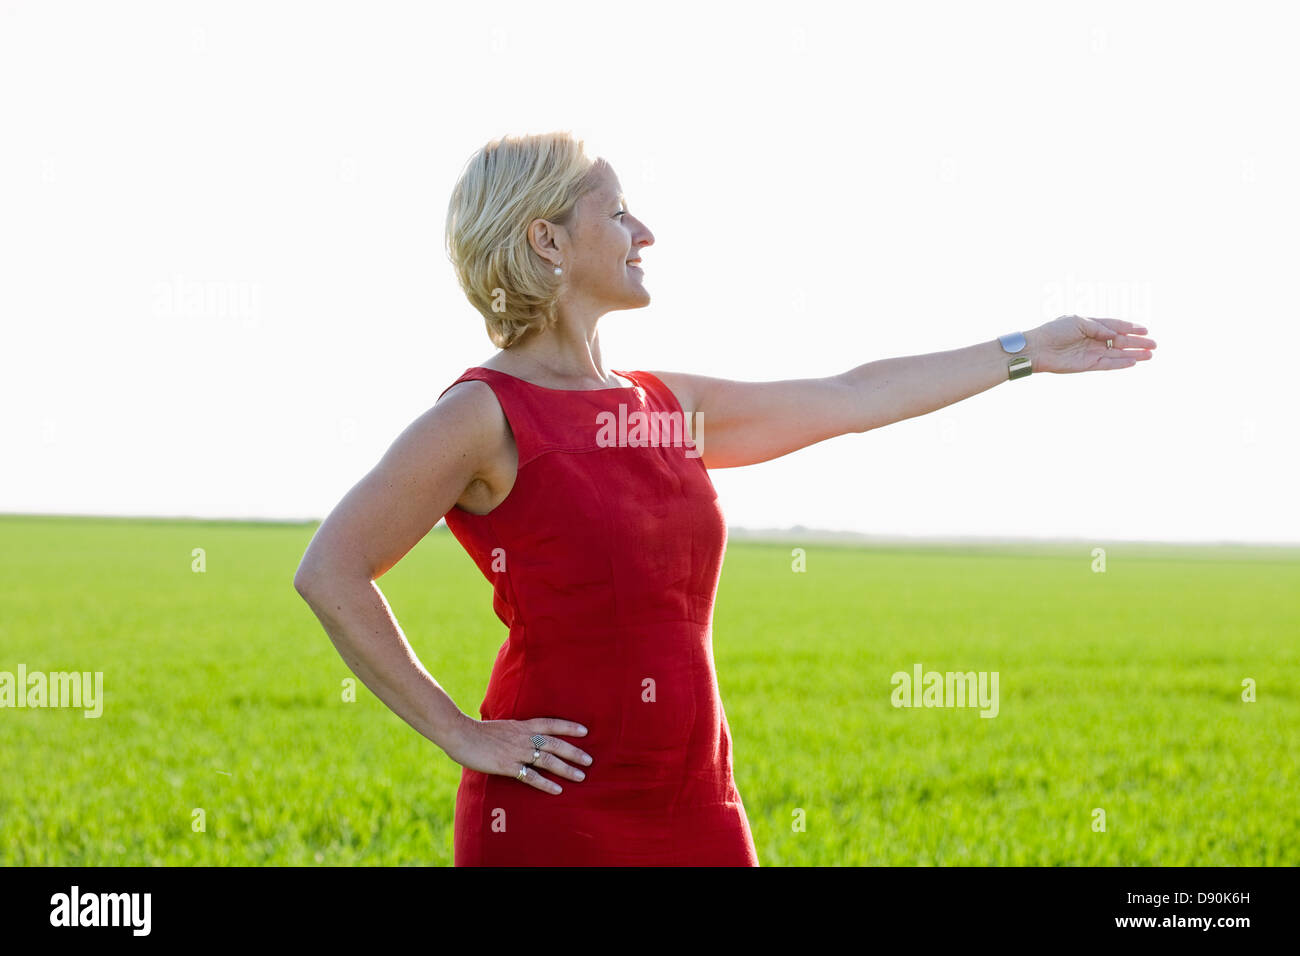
[468,366,641,393]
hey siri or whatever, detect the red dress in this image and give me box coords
[440,366,759,866]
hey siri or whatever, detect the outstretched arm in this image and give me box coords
[652,315,1155,469]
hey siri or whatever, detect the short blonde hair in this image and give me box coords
[445,131,601,348]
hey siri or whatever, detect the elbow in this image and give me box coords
[294,551,372,604]
[293,554,327,603]
[293,563,317,602]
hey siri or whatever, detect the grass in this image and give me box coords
[0,514,1296,865]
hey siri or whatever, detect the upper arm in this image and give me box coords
[648,370,866,469]
[294,380,508,588]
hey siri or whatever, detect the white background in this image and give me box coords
[2,0,1296,543]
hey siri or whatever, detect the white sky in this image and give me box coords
[2,0,1297,543]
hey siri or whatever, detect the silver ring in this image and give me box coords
[531,734,547,749]
[517,766,528,781]
[528,749,541,765]
[1106,339,1114,349]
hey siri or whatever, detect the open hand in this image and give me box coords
[1028,315,1156,374]
[443,714,593,795]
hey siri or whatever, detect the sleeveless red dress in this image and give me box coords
[439,366,759,866]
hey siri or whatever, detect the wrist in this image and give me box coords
[430,704,476,756]
[1024,329,1046,370]
[998,330,1036,381]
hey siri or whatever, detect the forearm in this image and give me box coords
[296,573,471,753]
[837,334,1034,432]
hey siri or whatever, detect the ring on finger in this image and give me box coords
[528,748,541,765]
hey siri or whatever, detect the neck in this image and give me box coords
[507,299,616,385]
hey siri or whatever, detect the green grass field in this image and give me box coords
[1,514,1296,866]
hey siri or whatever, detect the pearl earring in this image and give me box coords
[554,265,563,275]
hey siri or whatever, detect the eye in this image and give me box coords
[614,210,628,218]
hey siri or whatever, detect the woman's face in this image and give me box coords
[538,162,655,314]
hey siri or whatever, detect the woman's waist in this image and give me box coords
[507,615,714,645]
[488,622,720,695]
[482,657,723,713]
[480,648,726,758]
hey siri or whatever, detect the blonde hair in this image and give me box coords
[445,131,601,348]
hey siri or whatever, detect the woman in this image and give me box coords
[293,131,1156,866]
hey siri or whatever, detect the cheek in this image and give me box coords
[599,230,627,268]
[606,224,626,251]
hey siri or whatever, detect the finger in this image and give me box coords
[538,737,594,767]
[1100,345,1154,360]
[514,763,564,795]
[1083,317,1119,341]
[532,750,589,782]
[1093,353,1143,370]
[531,718,588,739]
[1105,334,1157,349]
[1088,317,1150,336]
[528,721,594,767]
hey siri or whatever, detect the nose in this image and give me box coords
[631,216,654,250]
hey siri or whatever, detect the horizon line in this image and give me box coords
[2,510,1298,549]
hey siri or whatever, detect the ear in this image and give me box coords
[527,217,565,268]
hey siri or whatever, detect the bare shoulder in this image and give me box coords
[423,378,516,513]
[432,378,508,433]
[400,378,509,466]
[343,378,513,505]
[638,369,703,418]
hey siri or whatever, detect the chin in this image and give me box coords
[611,292,651,311]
